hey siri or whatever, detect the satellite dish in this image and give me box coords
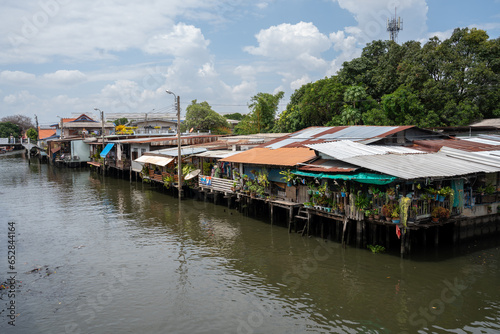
[184,169,201,180]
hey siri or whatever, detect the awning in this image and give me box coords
[134,155,174,166]
[293,171,397,185]
[100,143,115,157]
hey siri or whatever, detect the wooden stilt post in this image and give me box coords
[356,221,362,248]
[270,203,274,225]
[341,217,348,247]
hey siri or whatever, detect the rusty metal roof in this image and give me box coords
[262,126,415,149]
[414,138,500,152]
[297,159,358,173]
[220,147,316,166]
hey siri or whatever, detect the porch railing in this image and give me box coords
[198,175,234,194]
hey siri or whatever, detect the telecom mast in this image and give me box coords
[387,8,403,42]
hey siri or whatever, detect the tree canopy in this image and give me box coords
[236,91,284,134]
[275,27,500,132]
[223,113,244,121]
[0,122,22,138]
[1,115,34,132]
[184,100,229,134]
[26,128,38,142]
[113,118,129,126]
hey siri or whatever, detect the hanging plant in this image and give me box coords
[399,196,411,228]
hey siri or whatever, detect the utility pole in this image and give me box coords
[166,90,182,198]
[94,108,105,176]
[34,114,39,143]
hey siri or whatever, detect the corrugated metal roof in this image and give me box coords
[261,125,415,149]
[266,138,307,149]
[149,147,207,157]
[414,138,500,152]
[342,151,500,180]
[440,147,500,168]
[220,147,316,166]
[193,150,241,159]
[307,140,425,160]
[297,159,358,173]
[134,155,174,166]
[316,126,400,140]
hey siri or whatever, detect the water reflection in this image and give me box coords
[0,158,499,334]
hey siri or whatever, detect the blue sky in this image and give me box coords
[0,0,499,125]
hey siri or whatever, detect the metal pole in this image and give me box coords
[166,90,182,199]
[177,95,182,198]
[101,110,105,176]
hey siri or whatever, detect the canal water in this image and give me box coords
[0,153,499,334]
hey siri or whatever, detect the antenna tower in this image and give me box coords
[387,8,403,42]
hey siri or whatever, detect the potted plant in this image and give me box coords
[382,204,393,221]
[279,169,295,186]
[340,184,347,197]
[303,202,313,208]
[431,206,450,222]
[391,207,400,224]
[373,208,380,220]
[386,188,395,200]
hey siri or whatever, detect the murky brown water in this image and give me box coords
[1,153,499,333]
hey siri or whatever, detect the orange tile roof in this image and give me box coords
[38,128,56,139]
[220,147,316,166]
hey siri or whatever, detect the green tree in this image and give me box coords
[26,128,38,142]
[275,76,346,132]
[223,113,244,121]
[184,100,229,133]
[236,91,284,134]
[1,115,34,132]
[113,118,128,125]
[0,122,21,138]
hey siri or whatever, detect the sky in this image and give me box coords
[0,0,499,125]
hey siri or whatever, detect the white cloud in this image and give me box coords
[3,90,38,104]
[0,0,219,64]
[257,2,269,9]
[0,70,36,84]
[244,22,331,60]
[43,70,87,85]
[144,23,210,59]
[290,75,311,91]
[332,0,428,45]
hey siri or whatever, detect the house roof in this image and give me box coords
[297,159,358,173]
[148,146,207,157]
[219,147,316,167]
[307,140,425,160]
[259,126,415,149]
[338,150,500,180]
[38,128,56,140]
[414,138,500,152]
[471,118,500,127]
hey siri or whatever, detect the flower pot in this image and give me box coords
[386,217,392,222]
[341,192,346,197]
[374,215,380,220]
[431,217,439,223]
[392,219,400,224]
[438,195,445,202]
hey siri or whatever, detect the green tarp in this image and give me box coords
[293,171,397,185]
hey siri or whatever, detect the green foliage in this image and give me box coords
[367,245,385,254]
[1,115,34,131]
[223,113,244,121]
[184,100,229,132]
[0,122,21,138]
[237,92,284,134]
[26,128,38,142]
[113,118,128,126]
